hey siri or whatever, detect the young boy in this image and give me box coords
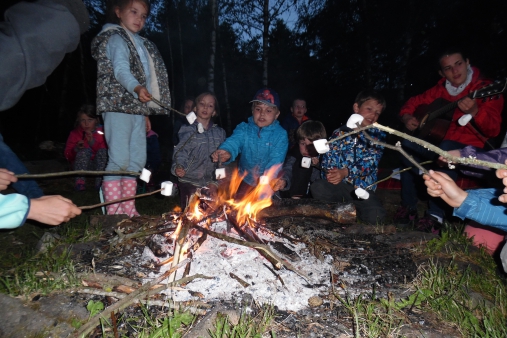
[211,88,289,199]
[310,90,387,224]
[277,120,327,198]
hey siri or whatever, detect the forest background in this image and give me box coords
[2,0,507,162]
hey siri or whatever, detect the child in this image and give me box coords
[91,0,171,216]
[64,104,107,191]
[424,166,507,272]
[211,88,289,199]
[171,92,226,208]
[277,120,327,198]
[310,90,387,224]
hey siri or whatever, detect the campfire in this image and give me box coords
[135,166,356,311]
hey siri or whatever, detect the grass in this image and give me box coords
[333,221,507,337]
[208,304,275,338]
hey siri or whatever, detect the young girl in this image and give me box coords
[171,92,226,208]
[91,0,171,216]
[64,105,107,191]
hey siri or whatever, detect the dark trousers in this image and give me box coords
[400,138,467,220]
[310,179,386,224]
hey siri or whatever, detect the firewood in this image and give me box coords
[257,200,356,224]
[229,272,250,288]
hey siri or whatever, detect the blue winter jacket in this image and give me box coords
[219,117,288,186]
[454,188,507,231]
[0,194,30,229]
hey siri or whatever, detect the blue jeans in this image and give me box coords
[0,133,43,198]
[400,139,467,220]
[103,112,146,181]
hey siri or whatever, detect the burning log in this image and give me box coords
[257,199,356,224]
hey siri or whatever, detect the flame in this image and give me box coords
[216,164,281,226]
[170,219,183,240]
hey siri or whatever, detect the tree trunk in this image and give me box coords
[220,41,231,133]
[176,0,186,100]
[262,0,269,87]
[207,0,217,92]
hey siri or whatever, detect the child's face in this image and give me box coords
[79,114,97,133]
[252,103,280,128]
[183,99,194,115]
[115,0,147,34]
[298,138,312,157]
[353,99,383,126]
[291,99,307,119]
[195,95,216,122]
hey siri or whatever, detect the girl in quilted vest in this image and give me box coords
[91,0,171,217]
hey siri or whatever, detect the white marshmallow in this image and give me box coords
[355,187,370,200]
[215,168,226,179]
[458,114,472,126]
[313,139,330,154]
[259,175,270,185]
[186,111,197,124]
[139,168,151,183]
[197,122,204,133]
[161,181,173,196]
[346,113,365,128]
[301,157,312,168]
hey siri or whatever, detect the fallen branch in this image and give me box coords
[258,201,356,223]
[194,226,310,282]
[73,258,190,338]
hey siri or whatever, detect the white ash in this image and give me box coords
[142,221,333,311]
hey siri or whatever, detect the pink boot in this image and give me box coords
[121,178,140,217]
[102,180,123,215]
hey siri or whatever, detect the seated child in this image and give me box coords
[211,88,289,199]
[439,146,507,253]
[424,165,507,272]
[171,92,226,208]
[278,120,327,198]
[64,104,107,190]
[310,90,387,224]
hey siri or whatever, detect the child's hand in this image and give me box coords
[145,116,151,132]
[175,167,186,178]
[212,150,231,163]
[271,178,286,192]
[134,85,152,103]
[311,157,319,165]
[0,169,17,190]
[27,195,81,225]
[438,149,460,164]
[423,170,468,208]
[326,168,348,185]
[495,159,507,203]
[75,140,84,150]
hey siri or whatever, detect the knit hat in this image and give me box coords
[250,88,280,109]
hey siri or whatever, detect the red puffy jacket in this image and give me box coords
[399,67,504,147]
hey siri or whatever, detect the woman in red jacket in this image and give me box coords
[65,105,107,191]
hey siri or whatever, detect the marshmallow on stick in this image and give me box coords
[301,157,312,168]
[161,181,173,196]
[355,187,369,200]
[346,113,364,128]
[186,111,197,124]
[313,139,330,154]
[139,168,151,183]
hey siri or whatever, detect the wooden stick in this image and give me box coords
[365,160,433,190]
[327,123,507,170]
[80,189,163,210]
[16,170,140,179]
[151,97,186,117]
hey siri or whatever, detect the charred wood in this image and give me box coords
[258,200,356,224]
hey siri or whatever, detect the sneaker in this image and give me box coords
[393,206,418,226]
[75,179,85,191]
[415,214,441,234]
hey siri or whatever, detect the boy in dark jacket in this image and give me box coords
[278,120,326,198]
[311,90,387,224]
